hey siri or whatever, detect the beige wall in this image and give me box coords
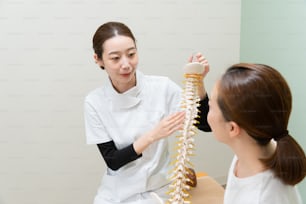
[0,1,241,203]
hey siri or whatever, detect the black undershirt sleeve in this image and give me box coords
[97,141,142,171]
[196,95,212,132]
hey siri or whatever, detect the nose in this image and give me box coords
[121,56,130,69]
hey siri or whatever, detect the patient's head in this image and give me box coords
[216,63,291,144]
[208,63,306,185]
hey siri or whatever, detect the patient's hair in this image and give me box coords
[217,63,306,185]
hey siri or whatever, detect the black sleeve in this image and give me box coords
[97,141,142,171]
[195,95,212,132]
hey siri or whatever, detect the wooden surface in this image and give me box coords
[189,176,225,204]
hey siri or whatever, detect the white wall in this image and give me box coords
[0,1,240,203]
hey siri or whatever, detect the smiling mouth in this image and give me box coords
[121,73,131,77]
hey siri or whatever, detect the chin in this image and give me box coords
[211,132,222,142]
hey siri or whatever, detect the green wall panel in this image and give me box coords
[240,0,306,202]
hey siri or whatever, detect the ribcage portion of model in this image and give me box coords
[168,62,203,204]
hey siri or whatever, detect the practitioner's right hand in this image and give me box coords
[151,112,185,141]
[133,112,185,155]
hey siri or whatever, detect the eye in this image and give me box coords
[111,56,120,61]
[128,52,136,58]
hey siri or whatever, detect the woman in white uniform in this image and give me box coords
[84,21,211,204]
[207,63,306,204]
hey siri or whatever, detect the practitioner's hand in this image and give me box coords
[188,52,210,79]
[133,112,185,155]
[151,112,185,141]
[188,52,210,99]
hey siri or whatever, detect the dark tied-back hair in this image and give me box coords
[92,21,136,69]
[218,63,306,185]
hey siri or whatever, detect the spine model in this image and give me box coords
[168,62,204,204]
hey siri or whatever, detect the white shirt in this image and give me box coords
[224,156,303,204]
[84,71,181,203]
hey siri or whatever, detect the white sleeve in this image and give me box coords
[84,101,112,144]
[166,79,182,114]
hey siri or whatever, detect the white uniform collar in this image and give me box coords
[106,70,143,111]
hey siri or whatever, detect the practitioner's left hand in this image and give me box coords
[188,52,210,79]
[188,52,210,99]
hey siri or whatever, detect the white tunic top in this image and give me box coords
[84,71,181,203]
[224,156,303,204]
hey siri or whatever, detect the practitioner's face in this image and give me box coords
[207,82,231,143]
[97,35,138,93]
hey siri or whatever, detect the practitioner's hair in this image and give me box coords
[92,21,136,69]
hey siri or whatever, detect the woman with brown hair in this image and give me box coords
[84,21,211,204]
[207,63,306,204]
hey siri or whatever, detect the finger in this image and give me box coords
[188,55,193,63]
[168,111,184,119]
[195,52,202,59]
[170,114,184,127]
[168,124,180,135]
[202,60,209,71]
[168,114,185,131]
[202,69,209,78]
[168,112,185,124]
[197,55,205,63]
[204,63,210,73]
[172,121,185,133]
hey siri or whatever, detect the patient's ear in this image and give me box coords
[228,121,241,138]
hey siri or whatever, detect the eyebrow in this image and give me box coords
[107,47,136,55]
